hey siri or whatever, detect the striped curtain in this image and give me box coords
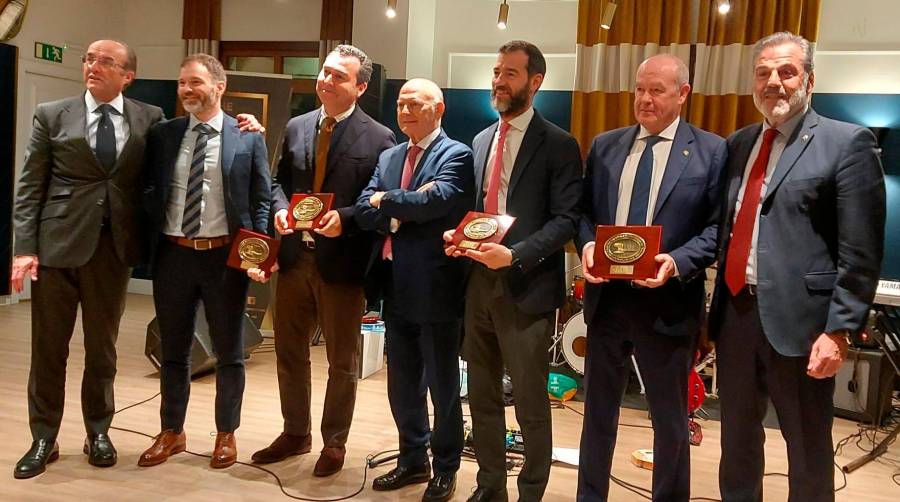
[182,0,221,58]
[572,0,695,154]
[572,0,821,150]
[690,0,821,136]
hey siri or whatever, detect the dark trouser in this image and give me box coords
[464,266,553,502]
[577,285,695,502]
[383,293,463,475]
[28,228,129,440]
[274,248,363,447]
[153,238,248,433]
[718,289,836,502]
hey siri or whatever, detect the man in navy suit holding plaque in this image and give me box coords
[576,54,726,502]
[138,53,270,469]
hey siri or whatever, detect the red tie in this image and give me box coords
[484,122,511,214]
[382,145,423,260]
[724,128,779,296]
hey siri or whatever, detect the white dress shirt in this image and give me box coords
[615,117,680,226]
[164,112,229,238]
[85,91,130,160]
[387,126,442,237]
[483,106,535,214]
[734,106,807,285]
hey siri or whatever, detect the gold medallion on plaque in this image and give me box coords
[463,217,499,240]
[603,232,646,264]
[238,237,270,269]
[293,196,324,223]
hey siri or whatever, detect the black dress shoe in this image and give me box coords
[372,462,432,491]
[83,433,117,467]
[467,485,509,502]
[423,472,456,501]
[14,439,60,479]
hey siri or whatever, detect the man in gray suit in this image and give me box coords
[709,32,885,502]
[10,40,258,479]
[11,39,163,479]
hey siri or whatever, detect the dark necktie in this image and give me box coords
[626,135,663,225]
[182,123,215,239]
[314,116,337,192]
[95,103,117,170]
[724,128,779,295]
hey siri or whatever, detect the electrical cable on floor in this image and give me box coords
[110,392,369,501]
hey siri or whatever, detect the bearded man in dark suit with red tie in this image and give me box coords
[709,32,885,502]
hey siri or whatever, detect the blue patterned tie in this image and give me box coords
[95,104,116,170]
[627,135,662,225]
[182,123,214,238]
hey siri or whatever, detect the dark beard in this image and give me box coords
[491,85,529,115]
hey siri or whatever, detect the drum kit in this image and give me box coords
[549,275,719,403]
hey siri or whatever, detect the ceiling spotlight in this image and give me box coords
[386,0,397,19]
[600,0,618,30]
[498,0,509,30]
[717,0,731,15]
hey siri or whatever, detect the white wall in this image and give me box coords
[815,0,900,94]
[352,0,410,80]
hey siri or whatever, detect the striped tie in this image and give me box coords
[182,123,214,238]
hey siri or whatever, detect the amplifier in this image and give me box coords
[833,348,895,424]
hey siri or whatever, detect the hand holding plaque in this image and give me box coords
[591,225,662,280]
[288,193,334,230]
[227,228,280,274]
[449,211,516,251]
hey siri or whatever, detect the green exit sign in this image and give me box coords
[34,42,64,63]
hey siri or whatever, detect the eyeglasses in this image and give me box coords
[81,54,125,70]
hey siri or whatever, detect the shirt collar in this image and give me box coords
[188,110,224,133]
[409,126,442,151]
[504,106,535,132]
[319,104,356,126]
[85,91,125,115]
[637,116,680,142]
[763,103,808,139]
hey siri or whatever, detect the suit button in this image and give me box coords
[97,199,105,206]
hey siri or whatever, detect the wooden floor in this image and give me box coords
[1,294,898,501]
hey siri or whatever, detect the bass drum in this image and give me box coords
[561,311,587,375]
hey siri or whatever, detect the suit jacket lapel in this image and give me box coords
[507,113,545,198]
[410,130,446,189]
[110,98,140,176]
[724,124,761,231]
[221,114,238,198]
[763,110,817,204]
[653,121,694,219]
[473,123,497,210]
[160,118,189,205]
[61,98,105,175]
[607,126,639,221]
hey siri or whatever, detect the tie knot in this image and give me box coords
[644,135,662,148]
[96,103,115,117]
[408,145,423,157]
[194,123,214,136]
[321,116,337,133]
[499,121,511,135]
[762,127,779,144]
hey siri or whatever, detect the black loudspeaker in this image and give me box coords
[834,348,895,424]
[144,304,263,378]
[358,63,386,122]
[244,280,271,328]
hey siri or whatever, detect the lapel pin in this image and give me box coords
[683,149,690,156]
[802,134,809,141]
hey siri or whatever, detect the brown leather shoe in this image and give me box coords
[313,446,345,477]
[251,433,312,464]
[138,430,186,467]
[210,432,237,469]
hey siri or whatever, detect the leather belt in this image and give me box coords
[166,235,232,250]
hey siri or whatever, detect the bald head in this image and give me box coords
[633,54,691,134]
[397,78,446,143]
